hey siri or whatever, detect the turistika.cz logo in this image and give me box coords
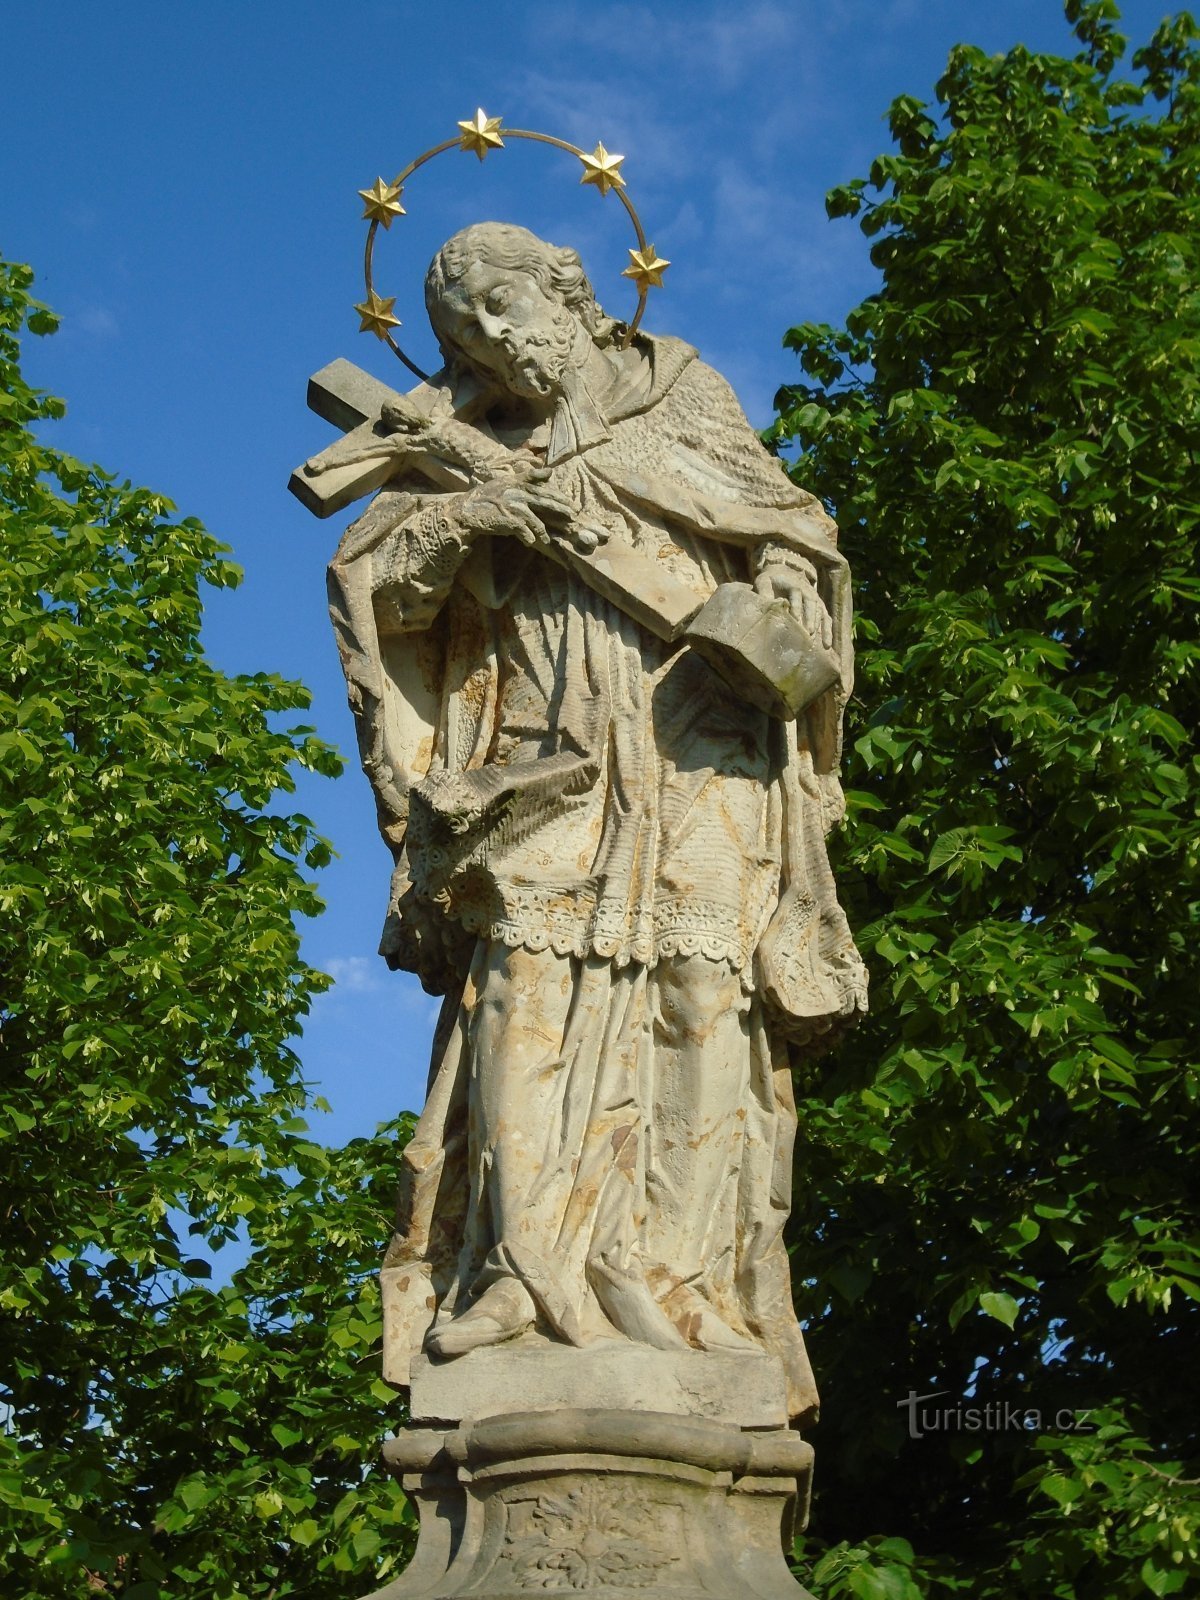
[897,1390,1097,1441]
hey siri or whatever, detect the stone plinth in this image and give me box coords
[409,1341,790,1430]
[361,1408,815,1600]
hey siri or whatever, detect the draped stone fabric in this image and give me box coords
[328,330,866,1421]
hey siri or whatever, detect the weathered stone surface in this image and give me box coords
[360,1410,815,1600]
[296,216,867,1600]
[298,224,866,1418]
[685,581,842,720]
[296,361,712,643]
[409,1341,790,1428]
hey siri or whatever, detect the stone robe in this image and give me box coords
[328,333,867,1420]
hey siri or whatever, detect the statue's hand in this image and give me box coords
[754,561,833,650]
[456,475,608,554]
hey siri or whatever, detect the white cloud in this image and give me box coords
[706,161,825,294]
[315,956,442,1025]
[512,3,822,189]
[528,1,803,93]
[324,954,385,993]
[511,67,690,185]
[75,305,119,339]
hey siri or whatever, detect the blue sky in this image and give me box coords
[3,0,1171,1144]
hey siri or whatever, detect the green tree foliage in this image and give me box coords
[0,259,415,1597]
[771,5,1200,1596]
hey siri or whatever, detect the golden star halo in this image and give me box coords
[358,177,406,228]
[353,289,402,339]
[623,244,671,290]
[356,119,668,377]
[578,142,626,196]
[457,108,505,160]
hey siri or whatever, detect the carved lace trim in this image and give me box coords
[416,878,757,971]
[372,503,470,599]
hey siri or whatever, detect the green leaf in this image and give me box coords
[978,1291,1019,1329]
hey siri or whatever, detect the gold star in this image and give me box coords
[622,244,671,291]
[457,108,505,160]
[578,141,626,196]
[358,177,406,229]
[353,289,402,340]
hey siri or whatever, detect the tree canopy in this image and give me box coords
[771,4,1200,1597]
[5,3,1200,1596]
[0,259,415,1598]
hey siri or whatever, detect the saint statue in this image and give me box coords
[322,221,867,1426]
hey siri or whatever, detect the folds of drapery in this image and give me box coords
[328,339,865,1422]
[382,941,819,1421]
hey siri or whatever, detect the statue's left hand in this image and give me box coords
[754,561,833,650]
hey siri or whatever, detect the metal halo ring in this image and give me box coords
[358,117,665,382]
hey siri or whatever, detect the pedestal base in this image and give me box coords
[363,1409,815,1600]
[409,1342,789,1429]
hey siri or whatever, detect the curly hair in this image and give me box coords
[425,222,616,361]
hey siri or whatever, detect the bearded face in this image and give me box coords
[434,261,580,402]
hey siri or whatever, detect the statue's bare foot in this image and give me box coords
[658,1280,758,1352]
[589,1253,688,1350]
[425,1278,535,1358]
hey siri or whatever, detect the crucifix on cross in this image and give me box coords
[289,358,838,721]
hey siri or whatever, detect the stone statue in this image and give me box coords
[294,219,866,1600]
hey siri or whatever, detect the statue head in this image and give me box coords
[425,223,615,401]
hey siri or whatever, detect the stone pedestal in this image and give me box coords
[363,1408,815,1600]
[408,1343,790,1429]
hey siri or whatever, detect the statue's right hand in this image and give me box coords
[456,480,606,552]
[455,480,551,544]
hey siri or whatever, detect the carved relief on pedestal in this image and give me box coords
[497,1477,684,1592]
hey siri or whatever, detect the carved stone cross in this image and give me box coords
[287,358,474,520]
[291,359,704,631]
[290,359,838,721]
